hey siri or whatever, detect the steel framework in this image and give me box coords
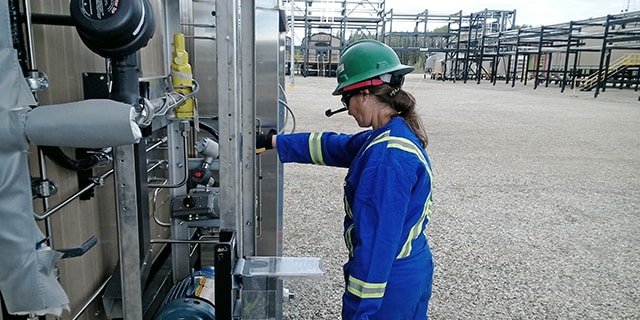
[284,1,640,96]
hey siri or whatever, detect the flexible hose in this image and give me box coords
[40,146,110,172]
[191,120,219,141]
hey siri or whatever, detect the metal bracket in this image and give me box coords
[214,230,239,320]
[31,177,58,199]
[25,70,49,92]
[58,235,98,259]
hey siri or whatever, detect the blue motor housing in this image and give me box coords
[154,298,215,320]
[154,269,216,320]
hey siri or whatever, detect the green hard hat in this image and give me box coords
[332,39,414,95]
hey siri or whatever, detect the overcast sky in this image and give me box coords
[388,0,639,26]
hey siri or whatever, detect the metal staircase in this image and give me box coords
[580,53,640,91]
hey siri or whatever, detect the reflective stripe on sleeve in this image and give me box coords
[347,275,386,299]
[308,132,326,165]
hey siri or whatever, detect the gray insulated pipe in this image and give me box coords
[24,99,142,148]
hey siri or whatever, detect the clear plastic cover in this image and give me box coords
[242,256,325,279]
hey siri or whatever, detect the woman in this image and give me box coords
[257,39,434,320]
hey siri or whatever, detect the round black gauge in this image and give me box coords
[79,0,119,20]
[70,0,154,58]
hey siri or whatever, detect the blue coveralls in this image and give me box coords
[276,117,434,320]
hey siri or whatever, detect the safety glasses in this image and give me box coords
[341,91,359,108]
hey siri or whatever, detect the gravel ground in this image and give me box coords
[280,74,640,319]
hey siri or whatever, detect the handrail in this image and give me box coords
[581,53,640,89]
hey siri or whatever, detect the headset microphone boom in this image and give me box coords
[324,107,348,117]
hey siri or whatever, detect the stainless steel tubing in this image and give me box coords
[148,124,189,189]
[151,179,171,227]
[146,136,168,152]
[33,169,114,221]
[147,159,168,173]
[70,276,112,320]
[150,238,220,245]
